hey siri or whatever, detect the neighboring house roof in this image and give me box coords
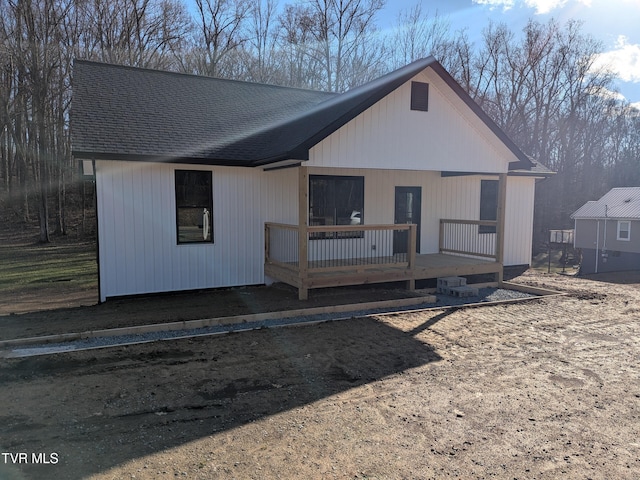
[571,187,640,219]
[71,57,536,170]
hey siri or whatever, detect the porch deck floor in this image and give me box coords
[414,253,496,271]
[266,253,501,292]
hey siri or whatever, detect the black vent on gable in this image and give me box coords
[411,81,429,111]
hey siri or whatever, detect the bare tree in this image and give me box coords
[277,3,324,89]
[3,0,72,241]
[0,0,190,239]
[74,0,190,69]
[609,106,640,187]
[183,0,251,77]
[310,0,385,92]
[461,19,623,242]
[390,5,450,68]
[240,0,282,83]
[277,0,385,92]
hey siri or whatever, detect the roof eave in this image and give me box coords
[251,149,309,167]
[572,217,639,220]
[72,150,256,167]
[508,169,555,177]
[72,149,311,168]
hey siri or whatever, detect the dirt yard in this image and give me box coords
[0,269,638,479]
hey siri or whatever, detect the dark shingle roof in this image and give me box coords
[71,61,334,165]
[71,58,536,170]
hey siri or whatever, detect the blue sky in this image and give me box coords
[379,0,640,107]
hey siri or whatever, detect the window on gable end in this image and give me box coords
[410,81,429,111]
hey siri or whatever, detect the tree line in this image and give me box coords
[1,0,639,246]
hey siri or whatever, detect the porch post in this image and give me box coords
[407,224,417,291]
[496,173,507,283]
[298,166,309,300]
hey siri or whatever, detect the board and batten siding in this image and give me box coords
[306,167,535,265]
[306,69,516,173]
[96,161,297,301]
[503,176,535,266]
[96,161,534,300]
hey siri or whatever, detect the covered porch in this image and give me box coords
[264,167,508,300]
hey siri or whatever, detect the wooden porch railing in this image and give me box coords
[439,219,498,259]
[266,220,502,299]
[265,223,417,273]
[264,223,300,269]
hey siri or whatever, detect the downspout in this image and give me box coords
[496,173,507,283]
[603,205,608,253]
[595,220,599,274]
[573,217,577,272]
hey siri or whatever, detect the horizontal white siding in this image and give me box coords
[307,69,516,174]
[575,218,640,252]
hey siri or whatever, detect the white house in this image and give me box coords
[571,187,640,274]
[71,57,551,302]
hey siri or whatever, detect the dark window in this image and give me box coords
[411,81,429,111]
[479,179,498,234]
[175,170,213,244]
[309,175,364,239]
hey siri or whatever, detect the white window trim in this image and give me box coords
[616,220,631,241]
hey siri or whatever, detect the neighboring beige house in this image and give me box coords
[571,187,640,274]
[71,57,551,302]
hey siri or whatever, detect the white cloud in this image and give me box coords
[472,0,591,14]
[472,0,515,10]
[525,0,568,14]
[593,36,640,83]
